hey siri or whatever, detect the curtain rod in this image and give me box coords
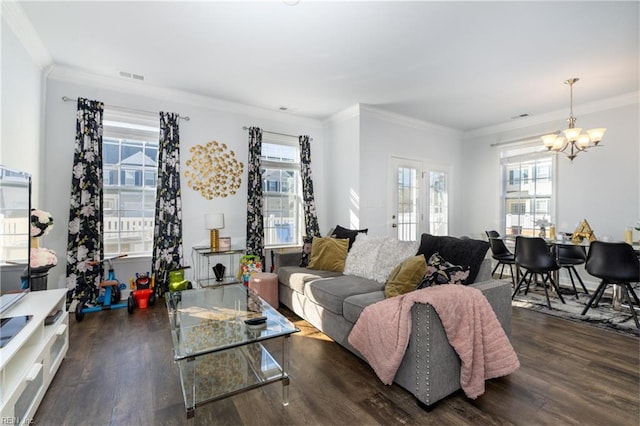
[242,126,313,141]
[61,96,190,121]
[489,131,559,148]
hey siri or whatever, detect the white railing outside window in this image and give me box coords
[102,110,159,256]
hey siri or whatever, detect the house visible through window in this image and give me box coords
[501,143,555,236]
[261,139,302,247]
[102,110,159,256]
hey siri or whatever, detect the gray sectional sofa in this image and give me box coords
[274,233,513,408]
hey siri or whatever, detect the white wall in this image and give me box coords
[1,18,44,205]
[460,99,640,242]
[358,105,464,236]
[323,105,360,233]
[41,68,326,289]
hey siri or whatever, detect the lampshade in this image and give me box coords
[205,213,224,230]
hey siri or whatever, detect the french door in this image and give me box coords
[389,158,449,240]
[389,157,423,241]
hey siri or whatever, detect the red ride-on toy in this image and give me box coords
[127,272,155,313]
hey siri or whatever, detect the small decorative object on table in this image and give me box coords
[219,237,231,251]
[572,219,596,244]
[213,263,226,281]
[535,218,549,239]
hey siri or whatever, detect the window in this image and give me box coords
[102,110,159,256]
[261,139,302,247]
[501,143,555,236]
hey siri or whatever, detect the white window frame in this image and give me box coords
[261,136,302,248]
[102,109,159,257]
[500,142,556,236]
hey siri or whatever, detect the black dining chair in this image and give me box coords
[512,236,566,309]
[485,230,518,286]
[551,244,589,299]
[582,241,640,329]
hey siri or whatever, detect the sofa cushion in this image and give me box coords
[277,266,342,294]
[332,224,368,249]
[416,234,489,284]
[304,275,384,316]
[343,234,386,280]
[307,237,349,272]
[343,291,385,324]
[384,255,427,298]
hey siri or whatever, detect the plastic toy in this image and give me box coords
[168,267,192,292]
[74,254,128,322]
[127,272,156,313]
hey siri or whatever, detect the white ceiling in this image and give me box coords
[16,1,640,131]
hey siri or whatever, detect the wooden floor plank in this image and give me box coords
[34,302,639,425]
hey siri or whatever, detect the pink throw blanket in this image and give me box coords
[348,285,519,399]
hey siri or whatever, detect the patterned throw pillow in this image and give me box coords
[417,252,470,288]
[299,236,314,267]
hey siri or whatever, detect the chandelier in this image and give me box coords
[541,78,606,161]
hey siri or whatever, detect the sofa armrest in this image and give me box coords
[469,279,513,338]
[273,250,303,269]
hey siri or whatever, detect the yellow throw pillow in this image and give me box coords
[307,237,349,272]
[384,255,428,298]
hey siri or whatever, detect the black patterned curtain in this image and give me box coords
[151,112,184,287]
[299,135,321,237]
[67,98,104,302]
[246,127,264,259]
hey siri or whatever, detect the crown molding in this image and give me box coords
[359,104,463,138]
[47,64,323,128]
[1,1,52,70]
[324,104,361,125]
[464,91,640,140]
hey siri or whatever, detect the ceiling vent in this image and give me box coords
[119,71,144,81]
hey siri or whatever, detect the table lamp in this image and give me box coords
[205,213,224,251]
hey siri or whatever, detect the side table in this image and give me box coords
[191,245,244,287]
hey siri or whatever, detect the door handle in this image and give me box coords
[392,224,397,228]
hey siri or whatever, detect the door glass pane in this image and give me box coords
[429,171,448,235]
[396,166,418,241]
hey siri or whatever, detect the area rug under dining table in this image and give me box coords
[511,285,639,338]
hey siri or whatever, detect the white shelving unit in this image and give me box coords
[0,289,69,424]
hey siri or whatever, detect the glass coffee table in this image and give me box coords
[165,284,299,418]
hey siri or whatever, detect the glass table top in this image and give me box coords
[166,285,298,361]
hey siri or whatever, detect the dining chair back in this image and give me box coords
[582,241,640,329]
[485,230,517,285]
[551,244,589,298]
[512,236,564,309]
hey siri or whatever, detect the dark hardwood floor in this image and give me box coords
[34,301,639,425]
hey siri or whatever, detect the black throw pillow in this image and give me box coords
[332,225,368,250]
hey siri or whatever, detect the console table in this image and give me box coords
[165,285,298,417]
[0,289,68,424]
[191,245,244,287]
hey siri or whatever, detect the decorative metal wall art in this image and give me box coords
[185,141,244,199]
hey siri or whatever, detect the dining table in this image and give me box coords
[500,234,640,311]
